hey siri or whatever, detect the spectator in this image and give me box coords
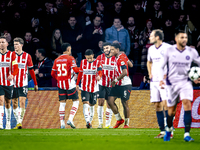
[4,32,14,51]
[96,40,104,57]
[105,17,130,56]
[23,31,40,64]
[139,76,150,90]
[166,0,182,22]
[139,19,153,47]
[34,49,53,87]
[83,15,105,56]
[50,29,63,60]
[125,16,140,72]
[162,17,175,45]
[61,16,83,66]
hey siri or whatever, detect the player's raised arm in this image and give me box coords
[127,59,133,68]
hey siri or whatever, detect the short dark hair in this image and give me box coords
[13,37,24,44]
[113,17,121,22]
[153,29,164,41]
[102,42,111,47]
[175,30,186,37]
[0,36,6,40]
[93,15,102,20]
[85,49,94,55]
[111,43,121,50]
[37,48,46,57]
[61,43,71,53]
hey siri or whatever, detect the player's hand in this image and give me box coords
[96,75,101,81]
[93,29,99,34]
[35,69,39,74]
[39,73,43,77]
[159,80,165,89]
[149,74,152,79]
[163,75,167,80]
[76,85,79,92]
[34,85,38,92]
[194,78,200,84]
[7,75,14,81]
[111,81,116,87]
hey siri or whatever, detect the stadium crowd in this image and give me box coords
[1,0,200,87]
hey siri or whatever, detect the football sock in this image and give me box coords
[167,115,174,128]
[59,102,66,125]
[89,106,95,123]
[83,104,90,123]
[184,110,191,133]
[68,101,79,122]
[19,108,26,124]
[115,113,122,121]
[164,110,168,126]
[156,111,165,131]
[0,106,4,125]
[97,106,103,125]
[125,118,129,126]
[5,108,11,123]
[106,108,113,127]
[13,108,20,124]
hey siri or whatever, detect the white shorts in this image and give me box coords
[166,81,193,107]
[150,82,167,103]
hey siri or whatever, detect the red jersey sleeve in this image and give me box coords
[27,54,34,68]
[79,60,83,72]
[118,57,127,67]
[71,56,77,68]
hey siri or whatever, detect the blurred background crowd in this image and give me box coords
[1,0,200,87]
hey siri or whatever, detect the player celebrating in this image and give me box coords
[51,43,80,129]
[10,38,38,129]
[96,42,116,128]
[108,43,132,128]
[159,30,200,142]
[76,49,102,128]
[147,29,172,138]
[0,36,18,129]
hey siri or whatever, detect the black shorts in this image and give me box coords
[81,91,97,105]
[0,85,14,99]
[109,85,132,101]
[98,85,111,100]
[59,88,79,101]
[12,86,28,98]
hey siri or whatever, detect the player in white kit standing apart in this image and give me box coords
[147,29,172,138]
[159,30,200,142]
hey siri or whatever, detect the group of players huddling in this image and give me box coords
[0,29,199,142]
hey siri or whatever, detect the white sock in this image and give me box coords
[68,101,79,122]
[13,108,20,124]
[115,113,122,121]
[5,108,11,123]
[83,104,90,123]
[125,118,129,126]
[106,108,113,127]
[184,132,190,138]
[0,106,4,125]
[164,117,167,127]
[89,106,95,123]
[59,102,66,126]
[19,108,26,124]
[97,106,103,125]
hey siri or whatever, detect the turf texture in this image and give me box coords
[0,128,199,150]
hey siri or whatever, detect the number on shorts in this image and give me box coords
[57,64,67,76]
[23,87,28,94]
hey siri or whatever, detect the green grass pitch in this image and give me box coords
[0,128,199,150]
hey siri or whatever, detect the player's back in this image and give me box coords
[53,54,75,90]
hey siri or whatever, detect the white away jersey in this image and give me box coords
[147,42,171,82]
[159,45,200,84]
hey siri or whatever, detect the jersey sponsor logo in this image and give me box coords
[57,59,67,62]
[172,62,189,67]
[18,63,26,69]
[0,62,10,67]
[6,58,10,60]
[186,55,190,60]
[83,69,96,75]
[102,65,115,70]
[121,61,125,65]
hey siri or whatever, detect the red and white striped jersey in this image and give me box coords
[96,53,116,87]
[52,54,77,90]
[115,53,132,86]
[80,59,102,93]
[0,50,17,86]
[14,51,34,88]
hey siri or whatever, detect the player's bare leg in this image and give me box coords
[12,98,20,129]
[67,99,79,129]
[83,101,92,128]
[97,98,104,128]
[105,101,113,128]
[121,100,130,128]
[59,100,66,129]
[154,102,165,138]
[5,98,11,129]
[107,96,124,128]
[0,95,4,129]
